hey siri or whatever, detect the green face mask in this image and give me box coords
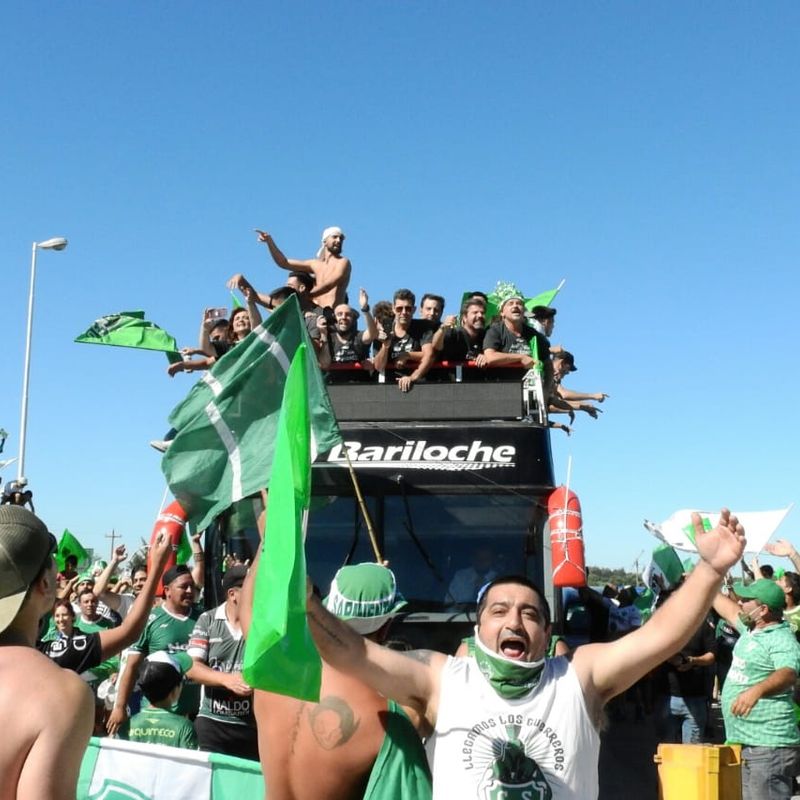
[473,627,545,700]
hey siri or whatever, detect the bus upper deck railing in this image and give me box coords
[322,360,547,424]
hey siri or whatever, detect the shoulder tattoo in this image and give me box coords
[308,695,360,750]
[403,649,434,666]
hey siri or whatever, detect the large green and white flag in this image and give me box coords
[645,507,793,554]
[161,296,341,532]
[243,343,322,702]
[78,736,264,799]
[75,311,182,363]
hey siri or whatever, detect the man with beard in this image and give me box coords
[433,299,488,366]
[713,579,800,799]
[318,289,378,370]
[305,510,746,799]
[483,294,551,373]
[255,226,351,310]
[108,564,202,733]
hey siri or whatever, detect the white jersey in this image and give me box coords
[427,655,600,799]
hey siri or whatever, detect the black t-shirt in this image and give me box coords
[440,327,485,361]
[38,632,103,674]
[656,618,717,698]
[483,322,548,358]
[330,331,369,363]
[387,319,436,360]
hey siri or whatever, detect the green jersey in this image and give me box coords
[187,603,254,727]
[722,620,800,747]
[125,705,199,749]
[130,604,202,717]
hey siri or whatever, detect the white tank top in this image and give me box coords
[427,655,600,799]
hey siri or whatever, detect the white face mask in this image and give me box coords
[739,605,766,630]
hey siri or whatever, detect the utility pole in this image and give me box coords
[106,529,121,557]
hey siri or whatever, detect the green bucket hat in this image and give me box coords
[324,563,407,634]
[733,578,785,611]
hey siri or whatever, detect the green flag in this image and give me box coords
[230,292,243,309]
[75,311,181,364]
[642,542,685,593]
[55,529,90,573]
[161,296,341,532]
[176,529,193,565]
[524,285,562,312]
[242,343,322,701]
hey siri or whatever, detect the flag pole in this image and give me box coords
[156,484,170,518]
[343,451,384,564]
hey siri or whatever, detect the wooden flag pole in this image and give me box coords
[343,450,384,564]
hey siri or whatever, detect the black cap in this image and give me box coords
[162,563,191,587]
[222,564,248,593]
[555,350,577,371]
[530,305,557,320]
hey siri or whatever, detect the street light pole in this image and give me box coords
[17,237,68,484]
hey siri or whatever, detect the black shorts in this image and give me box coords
[194,715,259,762]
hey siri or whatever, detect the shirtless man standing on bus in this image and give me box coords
[0,506,93,800]
[255,226,351,311]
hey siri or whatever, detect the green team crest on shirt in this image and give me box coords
[479,725,552,800]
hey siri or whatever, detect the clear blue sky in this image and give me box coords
[2,3,798,571]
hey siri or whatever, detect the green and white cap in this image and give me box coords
[145,650,193,675]
[0,506,56,634]
[324,563,407,634]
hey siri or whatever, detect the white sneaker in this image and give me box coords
[149,440,172,453]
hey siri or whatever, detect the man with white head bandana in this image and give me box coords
[306,511,748,798]
[252,562,432,800]
[254,225,352,311]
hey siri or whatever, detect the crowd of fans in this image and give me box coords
[3,226,798,800]
[564,550,800,799]
[162,224,609,438]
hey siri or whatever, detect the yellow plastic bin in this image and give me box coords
[654,743,742,800]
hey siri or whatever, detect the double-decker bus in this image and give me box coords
[204,363,557,652]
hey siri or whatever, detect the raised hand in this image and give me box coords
[694,509,746,577]
[765,539,796,558]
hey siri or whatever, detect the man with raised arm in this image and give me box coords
[433,299,488,365]
[107,562,202,734]
[307,510,746,799]
[0,506,94,800]
[712,578,800,799]
[318,289,379,370]
[245,562,432,800]
[255,226,351,310]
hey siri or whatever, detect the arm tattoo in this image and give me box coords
[308,610,347,648]
[403,649,434,666]
[308,695,360,750]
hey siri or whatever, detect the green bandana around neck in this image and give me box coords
[472,627,545,700]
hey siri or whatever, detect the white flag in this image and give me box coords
[645,507,793,554]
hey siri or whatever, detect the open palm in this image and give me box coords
[694,509,746,576]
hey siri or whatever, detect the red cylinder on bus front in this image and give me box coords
[547,485,587,588]
[147,499,188,595]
